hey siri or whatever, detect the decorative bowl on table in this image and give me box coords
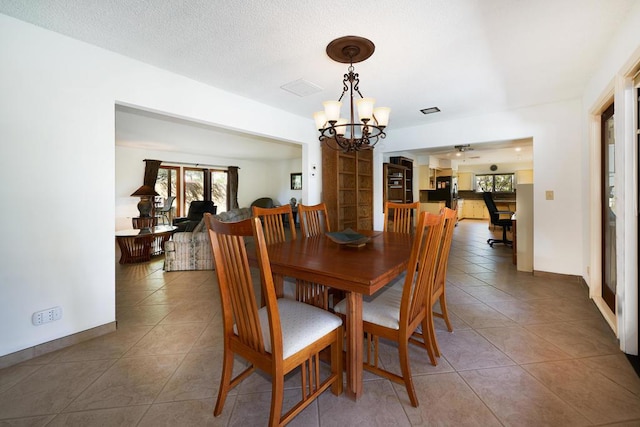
[325,228,370,248]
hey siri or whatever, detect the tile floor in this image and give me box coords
[1,220,639,426]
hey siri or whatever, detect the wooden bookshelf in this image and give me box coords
[389,156,414,203]
[383,163,408,205]
[322,142,373,231]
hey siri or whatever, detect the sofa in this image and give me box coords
[164,207,252,271]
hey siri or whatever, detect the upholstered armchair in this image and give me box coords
[250,197,275,209]
[172,201,217,232]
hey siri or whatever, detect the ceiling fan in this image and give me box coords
[454,144,474,153]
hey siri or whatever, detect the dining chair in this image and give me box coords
[253,204,328,310]
[204,214,343,426]
[297,202,338,309]
[333,211,444,407]
[383,201,420,234]
[252,204,297,244]
[410,206,457,364]
[432,207,457,332]
[298,202,331,237]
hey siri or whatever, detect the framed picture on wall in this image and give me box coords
[290,173,302,190]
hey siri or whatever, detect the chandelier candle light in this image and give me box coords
[314,36,390,152]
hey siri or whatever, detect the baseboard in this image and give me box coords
[532,269,584,284]
[0,322,116,369]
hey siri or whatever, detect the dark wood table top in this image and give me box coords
[265,230,413,295]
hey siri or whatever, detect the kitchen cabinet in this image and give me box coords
[420,201,445,215]
[418,165,437,190]
[495,201,517,215]
[515,169,533,184]
[461,199,515,220]
[456,199,464,220]
[458,172,474,191]
[462,200,489,219]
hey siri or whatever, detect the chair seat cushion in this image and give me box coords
[334,284,405,330]
[255,299,342,359]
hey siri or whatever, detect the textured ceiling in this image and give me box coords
[1,0,634,162]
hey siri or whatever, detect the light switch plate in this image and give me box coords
[545,190,554,200]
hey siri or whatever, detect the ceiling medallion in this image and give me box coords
[313,36,390,152]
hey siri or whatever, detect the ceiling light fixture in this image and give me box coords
[313,36,390,152]
[454,144,473,152]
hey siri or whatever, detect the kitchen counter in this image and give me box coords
[457,191,516,203]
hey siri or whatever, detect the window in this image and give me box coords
[210,170,228,213]
[475,173,514,192]
[155,164,232,216]
[156,166,180,215]
[183,168,205,214]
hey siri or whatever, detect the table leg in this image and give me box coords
[116,235,153,264]
[345,291,363,400]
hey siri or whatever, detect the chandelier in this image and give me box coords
[313,36,390,152]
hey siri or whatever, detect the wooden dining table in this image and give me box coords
[265,230,413,400]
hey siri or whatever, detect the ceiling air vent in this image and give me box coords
[280,79,323,97]
[420,107,440,115]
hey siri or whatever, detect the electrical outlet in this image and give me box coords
[32,306,63,326]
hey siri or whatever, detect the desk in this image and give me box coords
[265,231,412,400]
[115,225,177,264]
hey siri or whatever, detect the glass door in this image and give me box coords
[156,166,180,216]
[183,168,204,215]
[601,102,616,312]
[210,170,228,213]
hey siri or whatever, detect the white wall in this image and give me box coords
[272,158,304,207]
[381,100,583,276]
[115,146,300,230]
[0,14,318,357]
[581,1,640,353]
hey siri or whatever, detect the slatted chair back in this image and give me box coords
[205,214,343,426]
[410,206,457,365]
[400,212,444,335]
[252,204,296,244]
[333,211,444,407]
[383,201,420,234]
[298,202,338,308]
[432,207,457,330]
[207,216,269,356]
[298,202,331,237]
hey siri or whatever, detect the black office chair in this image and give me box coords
[482,192,513,247]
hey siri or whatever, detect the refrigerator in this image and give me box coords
[427,176,458,210]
